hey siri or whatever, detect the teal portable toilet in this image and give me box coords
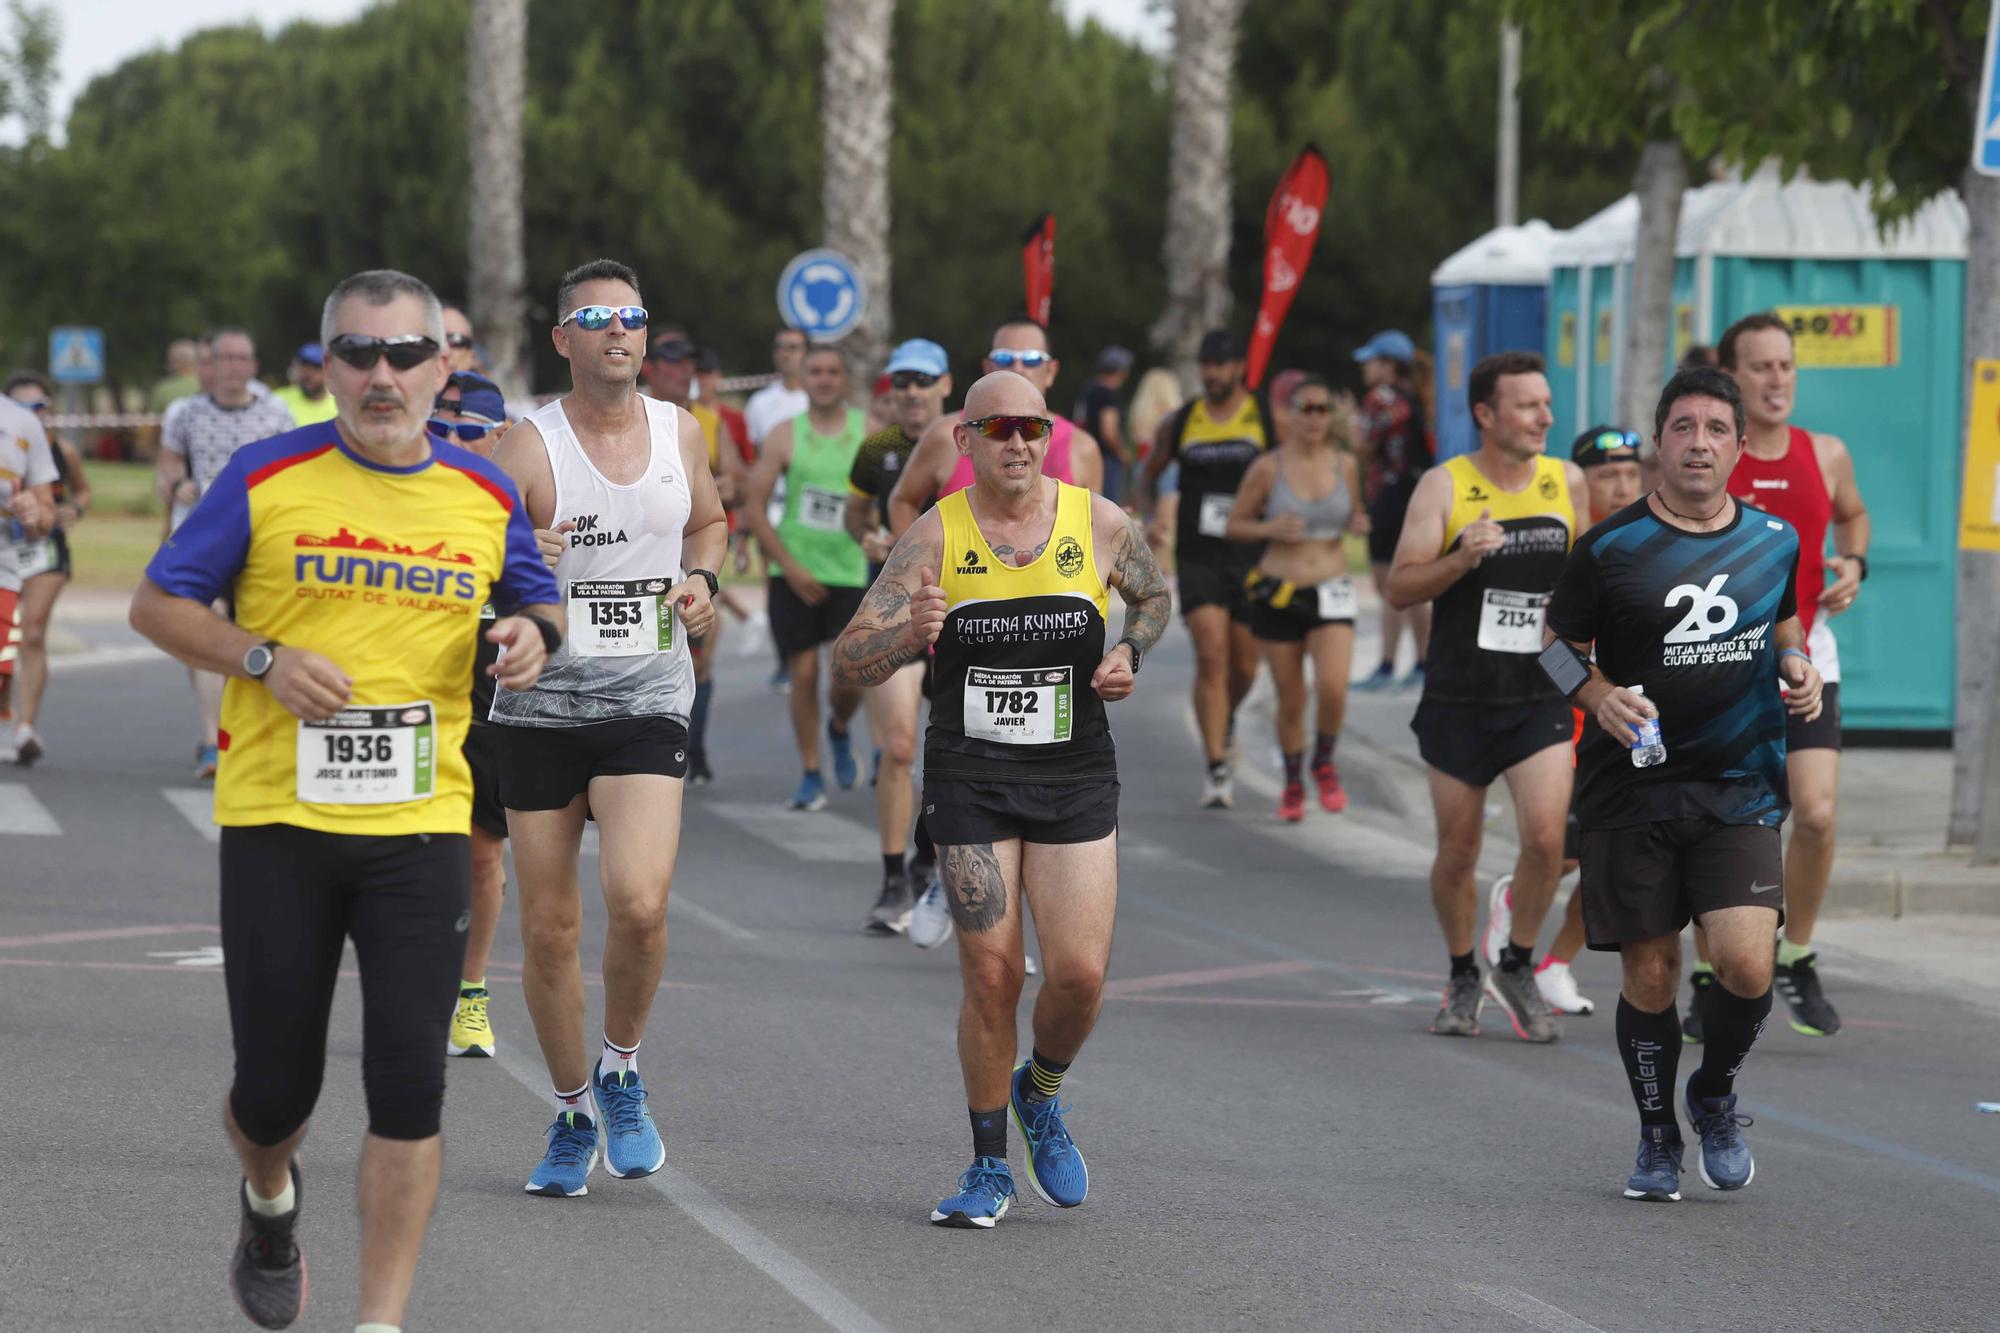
[1552,165,1967,733]
[1545,198,1637,452]
[1431,221,1557,459]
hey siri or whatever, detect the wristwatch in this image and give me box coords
[243,640,280,680]
[1849,554,1869,582]
[687,567,720,597]
[522,612,563,655]
[1117,637,1144,674]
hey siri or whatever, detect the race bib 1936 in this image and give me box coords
[566,578,675,657]
[1477,588,1548,654]
[1197,493,1235,539]
[297,702,436,805]
[963,665,1073,745]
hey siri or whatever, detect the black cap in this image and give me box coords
[1571,425,1642,468]
[1197,329,1240,363]
[647,337,696,362]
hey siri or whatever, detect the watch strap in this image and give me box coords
[1117,637,1144,674]
[688,567,720,597]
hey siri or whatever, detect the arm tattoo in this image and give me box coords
[833,531,934,686]
[1109,514,1172,654]
[940,843,1009,933]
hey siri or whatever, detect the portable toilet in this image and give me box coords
[1545,197,1638,452]
[1552,165,1968,733]
[1431,220,1558,459]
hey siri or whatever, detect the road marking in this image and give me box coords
[490,1044,887,1333]
[0,783,61,835]
[703,800,879,863]
[669,893,759,943]
[48,644,169,672]
[1465,1283,1608,1333]
[147,946,225,967]
[162,787,219,842]
[0,923,215,949]
[1103,959,1318,996]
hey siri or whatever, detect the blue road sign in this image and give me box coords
[50,327,106,384]
[1977,0,2000,175]
[777,249,867,341]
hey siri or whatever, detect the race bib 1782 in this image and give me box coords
[963,665,1074,745]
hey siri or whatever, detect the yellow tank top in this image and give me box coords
[1438,453,1573,553]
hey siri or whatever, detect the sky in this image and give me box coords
[48,0,1170,135]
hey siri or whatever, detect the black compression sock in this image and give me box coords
[1024,1049,1070,1104]
[1617,996,1683,1128]
[1312,733,1337,768]
[1500,942,1532,973]
[689,678,713,748]
[970,1105,1007,1161]
[1449,951,1478,979]
[1688,984,1772,1104]
[1282,751,1303,784]
[883,852,905,880]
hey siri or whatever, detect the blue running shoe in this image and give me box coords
[1010,1063,1088,1207]
[1686,1088,1755,1190]
[595,1061,666,1179]
[929,1156,1016,1228]
[789,772,828,811]
[1622,1124,1684,1201]
[1353,663,1395,693]
[525,1110,598,1197]
[828,722,859,790]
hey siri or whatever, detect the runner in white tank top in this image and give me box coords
[487,260,729,1197]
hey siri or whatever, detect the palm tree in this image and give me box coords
[467,0,529,400]
[823,0,895,381]
[1152,0,1244,388]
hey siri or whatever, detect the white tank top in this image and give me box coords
[489,395,695,726]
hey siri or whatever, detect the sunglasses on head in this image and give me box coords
[1588,429,1642,452]
[963,414,1053,443]
[890,371,941,390]
[429,416,497,443]
[20,399,47,413]
[987,349,1050,370]
[446,332,475,350]
[561,305,649,332]
[327,334,441,372]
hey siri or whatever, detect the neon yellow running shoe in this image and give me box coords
[448,987,495,1057]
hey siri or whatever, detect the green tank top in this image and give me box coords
[779,407,869,588]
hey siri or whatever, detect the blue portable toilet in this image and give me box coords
[1549,165,1967,733]
[1431,220,1557,459]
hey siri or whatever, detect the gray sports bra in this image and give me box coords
[1267,454,1352,539]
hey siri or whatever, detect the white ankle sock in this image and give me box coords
[552,1082,593,1122]
[601,1036,638,1081]
[245,1174,295,1217]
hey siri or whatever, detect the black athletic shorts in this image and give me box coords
[1787,681,1841,753]
[1412,695,1574,789]
[1179,554,1257,622]
[493,716,690,811]
[1579,819,1783,950]
[1244,570,1358,644]
[768,576,866,659]
[221,823,469,1144]
[923,776,1120,846]
[1366,477,1418,565]
[463,722,507,839]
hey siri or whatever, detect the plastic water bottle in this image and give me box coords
[1628,685,1666,768]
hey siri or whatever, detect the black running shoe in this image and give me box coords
[1774,951,1841,1036]
[1681,969,1713,1045]
[229,1160,305,1329]
[865,872,914,935]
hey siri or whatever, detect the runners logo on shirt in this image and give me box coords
[292,527,482,603]
[1054,536,1086,579]
[1539,473,1559,500]
[1663,573,1739,645]
[956,547,989,575]
[568,513,629,547]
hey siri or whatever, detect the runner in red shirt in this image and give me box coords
[1683,312,1870,1041]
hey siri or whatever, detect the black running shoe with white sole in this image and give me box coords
[229,1160,306,1329]
[1774,951,1841,1036]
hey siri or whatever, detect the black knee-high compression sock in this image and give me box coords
[1617,995,1683,1128]
[1687,984,1772,1104]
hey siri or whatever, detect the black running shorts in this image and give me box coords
[493,716,690,812]
[923,776,1120,846]
[1411,695,1574,789]
[463,722,507,839]
[1244,571,1358,644]
[1178,554,1257,622]
[768,576,866,659]
[1786,681,1841,753]
[221,823,469,1144]
[1578,818,1783,950]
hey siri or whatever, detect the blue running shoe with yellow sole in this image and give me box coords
[930,1156,1016,1228]
[595,1061,667,1179]
[526,1110,597,1197]
[1622,1124,1684,1201]
[1010,1063,1088,1207]
[1687,1088,1754,1190]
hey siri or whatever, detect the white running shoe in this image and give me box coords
[1535,959,1595,1015]
[1025,955,1039,976]
[1200,768,1234,810]
[908,873,955,949]
[1481,874,1514,969]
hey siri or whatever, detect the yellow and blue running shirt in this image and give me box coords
[146,422,559,835]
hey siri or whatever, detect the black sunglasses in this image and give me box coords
[327,334,441,372]
[1294,402,1333,416]
[890,371,941,390]
[446,332,475,350]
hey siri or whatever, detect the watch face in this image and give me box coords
[246,645,273,677]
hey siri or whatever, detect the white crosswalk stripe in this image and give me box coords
[703,800,879,863]
[0,783,62,835]
[160,787,219,843]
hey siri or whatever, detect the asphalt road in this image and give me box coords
[5,632,1999,1332]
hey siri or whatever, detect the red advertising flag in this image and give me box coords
[1021,212,1056,327]
[1246,145,1329,389]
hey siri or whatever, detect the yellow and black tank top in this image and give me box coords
[926,481,1116,784]
[1168,394,1272,566]
[1427,453,1574,707]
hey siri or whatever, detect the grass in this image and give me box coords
[67,462,166,590]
